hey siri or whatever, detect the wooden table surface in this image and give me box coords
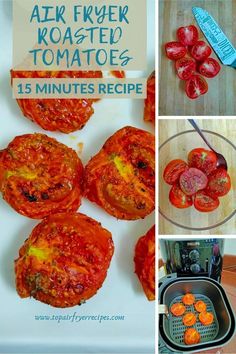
[159,119,236,235]
[159,0,236,116]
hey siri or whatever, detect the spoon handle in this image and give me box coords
[188,119,214,151]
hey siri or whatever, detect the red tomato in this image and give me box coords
[194,191,220,212]
[185,74,208,99]
[191,41,212,61]
[165,42,187,60]
[188,148,217,175]
[207,168,231,197]
[144,71,155,124]
[199,58,221,78]
[169,184,193,209]
[110,71,125,78]
[184,328,201,345]
[179,168,208,196]
[163,159,188,185]
[177,25,199,46]
[175,57,196,80]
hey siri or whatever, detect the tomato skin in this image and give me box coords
[190,41,212,61]
[184,328,201,345]
[175,57,196,80]
[188,148,217,175]
[199,311,214,326]
[163,159,188,185]
[194,191,220,212]
[170,302,186,316]
[144,71,155,123]
[199,58,221,78]
[206,168,231,197]
[185,74,208,99]
[182,293,195,305]
[179,168,208,196]
[169,184,193,209]
[165,41,187,60]
[15,213,114,308]
[177,25,199,46]
[134,226,155,301]
[183,312,197,326]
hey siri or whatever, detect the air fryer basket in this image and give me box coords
[159,276,235,353]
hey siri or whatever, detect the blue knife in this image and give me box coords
[192,7,236,68]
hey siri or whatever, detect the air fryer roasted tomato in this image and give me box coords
[15,213,114,308]
[170,302,186,316]
[199,58,221,78]
[184,328,201,345]
[194,191,220,212]
[183,312,197,326]
[190,41,212,61]
[177,25,199,46]
[84,126,155,220]
[188,148,217,175]
[175,57,196,80]
[179,168,208,196]
[199,311,214,326]
[194,300,207,313]
[169,184,193,209]
[163,159,188,185]
[134,226,155,301]
[207,168,231,197]
[185,74,208,99]
[11,70,102,133]
[0,134,83,219]
[182,293,195,306]
[144,71,155,123]
[165,42,187,60]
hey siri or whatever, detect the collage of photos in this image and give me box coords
[158,1,236,354]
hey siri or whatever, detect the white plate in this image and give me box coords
[0,1,155,353]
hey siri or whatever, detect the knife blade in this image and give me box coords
[192,7,236,68]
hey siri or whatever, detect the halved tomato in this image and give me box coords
[175,57,196,80]
[184,328,201,345]
[179,168,208,196]
[207,168,231,197]
[199,58,221,78]
[194,300,207,313]
[185,74,208,99]
[182,293,195,305]
[199,311,214,326]
[144,71,155,124]
[191,41,212,61]
[183,312,197,326]
[194,191,220,212]
[188,148,217,175]
[177,25,199,46]
[163,159,188,185]
[169,184,193,209]
[170,302,186,316]
[165,41,187,60]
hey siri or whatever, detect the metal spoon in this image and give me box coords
[188,119,228,171]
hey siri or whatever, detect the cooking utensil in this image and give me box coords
[188,119,228,170]
[192,7,236,68]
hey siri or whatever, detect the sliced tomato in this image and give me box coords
[194,300,207,313]
[182,293,195,305]
[183,312,197,326]
[170,302,186,316]
[169,184,193,209]
[191,41,212,61]
[194,191,220,212]
[175,57,196,80]
[185,74,208,99]
[184,328,201,345]
[163,159,188,185]
[199,311,214,326]
[177,25,199,46]
[199,58,221,78]
[179,168,208,196]
[207,168,231,197]
[165,41,187,60]
[188,148,217,175]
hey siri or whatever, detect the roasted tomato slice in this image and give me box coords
[170,302,186,316]
[199,311,214,326]
[15,213,114,308]
[185,74,208,99]
[183,312,197,326]
[165,41,187,60]
[11,70,102,133]
[199,58,221,78]
[206,168,231,197]
[0,134,83,219]
[194,191,220,212]
[190,41,212,61]
[179,168,208,196]
[169,184,193,209]
[194,300,207,313]
[182,293,195,305]
[84,126,155,220]
[177,25,199,46]
[184,328,201,345]
[163,159,188,185]
[175,57,196,80]
[188,148,217,175]
[134,226,155,301]
[144,71,155,123]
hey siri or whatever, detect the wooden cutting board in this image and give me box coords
[159,119,236,235]
[159,0,236,116]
